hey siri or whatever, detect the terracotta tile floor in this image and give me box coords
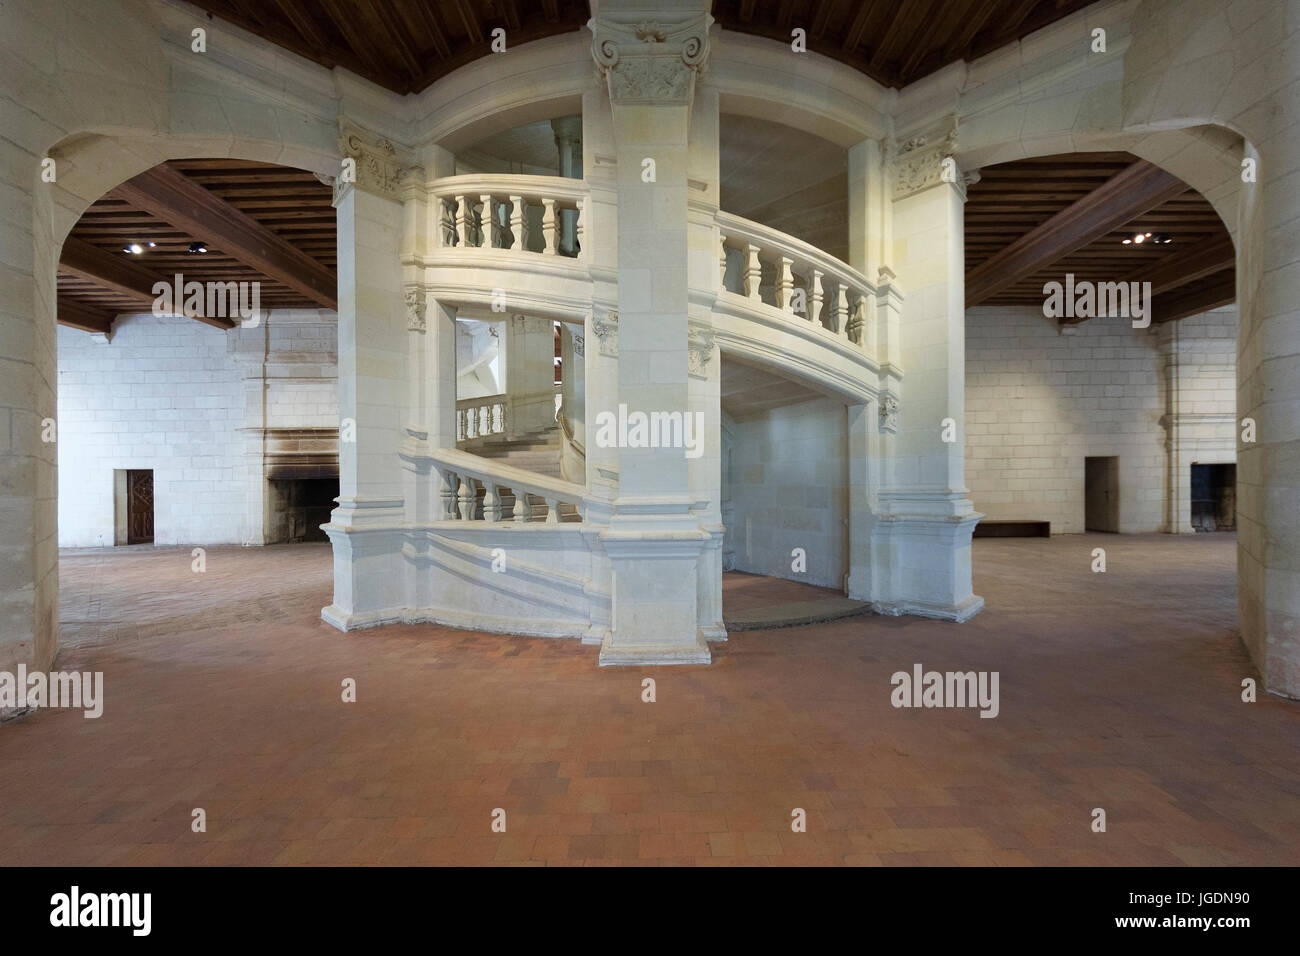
[2,532,1298,866]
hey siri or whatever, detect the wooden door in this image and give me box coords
[126,469,154,544]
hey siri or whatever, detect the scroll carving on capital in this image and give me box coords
[588,10,712,105]
[879,392,900,434]
[889,119,960,201]
[336,118,411,203]
[404,287,426,332]
[591,309,618,358]
[687,326,715,378]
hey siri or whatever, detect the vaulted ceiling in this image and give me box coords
[185,0,1103,94]
[57,160,335,334]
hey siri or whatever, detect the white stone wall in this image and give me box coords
[57,310,337,547]
[726,398,848,589]
[965,305,1236,534]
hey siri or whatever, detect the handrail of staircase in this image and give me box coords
[428,173,588,259]
[716,210,876,346]
[456,393,508,442]
[431,447,585,523]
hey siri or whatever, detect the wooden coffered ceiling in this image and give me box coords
[714,0,1100,88]
[186,0,593,94]
[186,0,1101,94]
[57,160,335,334]
[964,152,1235,324]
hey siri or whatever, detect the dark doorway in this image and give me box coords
[1084,456,1119,532]
[1191,463,1236,531]
[126,469,154,544]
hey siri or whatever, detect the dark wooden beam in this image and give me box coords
[59,237,168,303]
[1127,233,1235,296]
[57,295,115,334]
[739,0,757,23]
[109,164,337,310]
[1153,270,1236,323]
[456,0,484,44]
[966,160,1189,307]
[842,2,873,52]
[410,2,452,58]
[273,0,330,52]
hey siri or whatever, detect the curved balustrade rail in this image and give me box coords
[432,447,585,524]
[429,174,587,259]
[717,211,873,347]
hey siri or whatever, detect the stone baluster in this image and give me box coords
[777,256,794,312]
[834,282,848,334]
[544,496,559,524]
[479,193,495,248]
[440,470,457,519]
[456,408,466,441]
[508,195,524,251]
[457,475,475,521]
[514,490,530,523]
[718,234,728,291]
[575,198,586,259]
[483,481,502,522]
[744,242,762,301]
[454,195,469,248]
[542,198,558,254]
[810,268,824,324]
[439,198,456,248]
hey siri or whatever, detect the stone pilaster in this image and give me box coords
[588,1,715,664]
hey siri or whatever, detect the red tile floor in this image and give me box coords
[1,532,1297,866]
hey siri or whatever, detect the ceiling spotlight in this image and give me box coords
[1152,232,1173,244]
[147,241,156,247]
[188,241,208,253]
[126,243,143,254]
[1132,233,1145,243]
[1122,238,1131,244]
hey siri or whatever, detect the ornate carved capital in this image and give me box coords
[591,309,618,358]
[572,331,585,358]
[404,287,426,332]
[879,392,900,434]
[687,325,715,378]
[889,119,960,201]
[335,118,410,203]
[589,10,712,106]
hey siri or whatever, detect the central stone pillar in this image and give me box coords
[874,123,983,621]
[322,121,410,630]
[589,2,713,665]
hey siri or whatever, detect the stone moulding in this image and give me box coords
[889,118,960,201]
[335,118,409,203]
[589,10,712,106]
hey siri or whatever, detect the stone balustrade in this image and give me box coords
[456,394,508,442]
[432,447,585,524]
[717,211,874,347]
[429,174,587,259]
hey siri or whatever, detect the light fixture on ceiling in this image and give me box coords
[188,241,208,253]
[124,242,144,254]
[1121,231,1161,245]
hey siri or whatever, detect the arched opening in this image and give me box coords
[51,153,341,646]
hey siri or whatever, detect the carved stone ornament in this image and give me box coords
[572,331,585,358]
[879,392,900,434]
[890,120,960,200]
[404,287,426,332]
[591,309,618,358]
[589,10,711,106]
[335,118,408,203]
[687,326,715,378]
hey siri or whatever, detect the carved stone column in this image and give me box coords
[588,2,715,665]
[871,117,984,622]
[322,119,414,631]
